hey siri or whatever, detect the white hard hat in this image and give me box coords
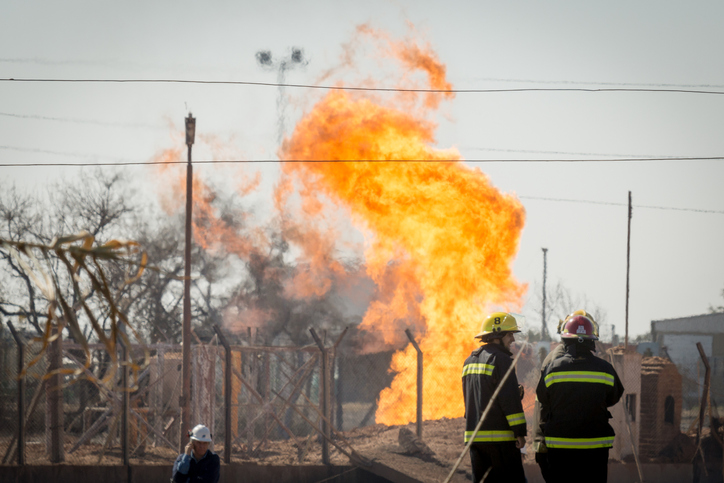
[189,424,212,442]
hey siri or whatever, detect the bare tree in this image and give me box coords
[709,286,724,314]
[524,280,610,342]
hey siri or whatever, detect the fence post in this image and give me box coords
[212,325,232,464]
[120,338,129,466]
[331,328,348,432]
[7,322,26,465]
[695,343,711,446]
[46,324,64,463]
[405,329,423,439]
[309,328,330,464]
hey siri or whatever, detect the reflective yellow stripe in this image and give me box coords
[462,363,494,377]
[544,371,614,387]
[506,412,526,426]
[464,430,516,443]
[545,436,615,449]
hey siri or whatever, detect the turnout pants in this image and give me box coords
[469,442,525,483]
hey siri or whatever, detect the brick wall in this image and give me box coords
[640,358,682,459]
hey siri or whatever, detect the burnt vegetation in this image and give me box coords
[0,167,374,349]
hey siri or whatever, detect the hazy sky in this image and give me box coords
[1,0,723,339]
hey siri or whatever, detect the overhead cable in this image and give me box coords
[518,196,724,215]
[2,78,724,95]
[1,155,724,167]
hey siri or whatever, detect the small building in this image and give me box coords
[651,313,724,363]
[651,313,724,410]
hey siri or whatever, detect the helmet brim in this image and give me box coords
[560,333,598,341]
[474,329,521,339]
[190,436,212,442]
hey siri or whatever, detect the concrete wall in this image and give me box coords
[0,463,693,483]
[610,350,642,461]
[0,464,390,483]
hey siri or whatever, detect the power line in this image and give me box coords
[1,155,724,167]
[2,77,724,95]
[519,196,724,215]
[0,111,165,129]
[470,76,724,90]
[0,157,719,214]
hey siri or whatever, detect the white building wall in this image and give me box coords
[610,351,642,461]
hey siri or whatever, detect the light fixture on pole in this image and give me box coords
[255,48,307,144]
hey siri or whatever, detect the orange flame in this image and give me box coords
[279,29,526,424]
[152,148,264,259]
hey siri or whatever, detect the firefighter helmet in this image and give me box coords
[560,314,598,340]
[557,310,599,338]
[189,424,212,442]
[475,312,522,339]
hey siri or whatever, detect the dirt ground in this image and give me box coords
[12,416,695,483]
[5,417,480,479]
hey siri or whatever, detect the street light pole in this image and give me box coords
[180,113,195,452]
[256,48,306,144]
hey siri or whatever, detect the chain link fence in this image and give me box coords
[0,326,403,467]
[2,327,718,469]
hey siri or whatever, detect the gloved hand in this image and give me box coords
[533,441,548,453]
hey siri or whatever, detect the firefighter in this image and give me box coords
[532,310,599,482]
[536,315,624,483]
[462,312,527,483]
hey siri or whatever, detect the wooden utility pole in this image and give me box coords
[541,248,549,340]
[180,113,196,452]
[625,191,632,350]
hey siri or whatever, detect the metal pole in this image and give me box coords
[625,191,632,350]
[212,325,232,464]
[121,339,129,466]
[47,324,64,463]
[309,328,330,464]
[541,248,549,340]
[180,113,196,452]
[331,328,348,433]
[696,343,711,449]
[7,322,26,465]
[405,329,423,439]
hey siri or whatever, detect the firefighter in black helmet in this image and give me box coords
[462,312,527,483]
[536,315,624,483]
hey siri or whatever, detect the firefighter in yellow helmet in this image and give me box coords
[462,312,527,483]
[532,310,600,482]
[535,315,624,483]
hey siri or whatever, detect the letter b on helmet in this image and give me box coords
[475,312,522,339]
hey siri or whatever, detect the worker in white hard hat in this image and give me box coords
[171,424,220,483]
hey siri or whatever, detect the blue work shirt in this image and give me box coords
[172,449,220,483]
